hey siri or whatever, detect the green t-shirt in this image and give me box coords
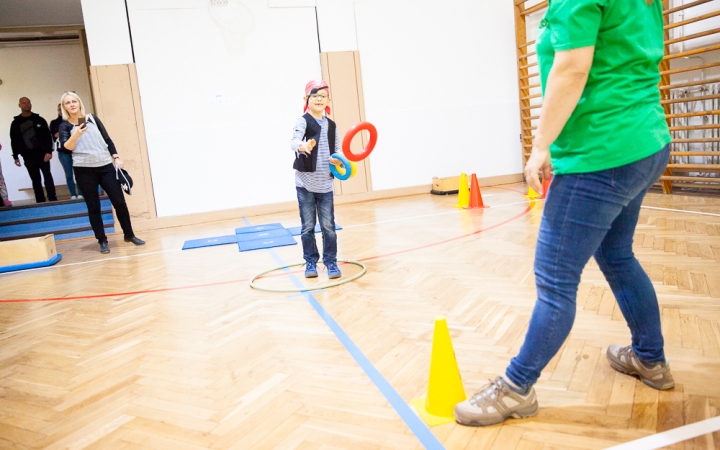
[536,0,671,174]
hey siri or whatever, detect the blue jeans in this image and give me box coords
[506,145,671,389]
[58,152,78,197]
[296,187,337,264]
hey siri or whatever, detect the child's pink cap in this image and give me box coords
[304,80,331,115]
[305,79,330,96]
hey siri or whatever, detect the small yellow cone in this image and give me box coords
[410,316,466,426]
[455,173,470,208]
[523,186,540,199]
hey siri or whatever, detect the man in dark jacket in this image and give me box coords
[10,97,57,202]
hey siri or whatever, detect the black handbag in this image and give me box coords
[115,166,133,195]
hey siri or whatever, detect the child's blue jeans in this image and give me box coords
[296,187,337,265]
[506,145,671,389]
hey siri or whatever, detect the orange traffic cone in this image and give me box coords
[455,173,469,209]
[465,173,488,209]
[410,317,466,426]
[539,177,551,199]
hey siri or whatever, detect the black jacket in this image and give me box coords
[10,113,53,160]
[58,115,118,157]
[293,113,337,173]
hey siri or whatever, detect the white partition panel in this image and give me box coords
[316,0,357,52]
[126,0,320,217]
[81,0,134,66]
[354,0,522,190]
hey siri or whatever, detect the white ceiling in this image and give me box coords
[0,0,84,28]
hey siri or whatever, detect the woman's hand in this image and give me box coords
[71,124,88,138]
[328,156,342,166]
[524,145,552,194]
[114,157,124,169]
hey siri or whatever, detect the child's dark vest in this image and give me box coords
[293,113,337,173]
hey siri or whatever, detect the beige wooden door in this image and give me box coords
[321,51,372,196]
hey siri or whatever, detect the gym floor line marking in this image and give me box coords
[640,205,720,217]
[0,278,250,303]
[0,199,533,278]
[341,200,532,229]
[0,200,535,303]
[605,415,720,450]
[0,248,184,277]
[243,217,445,450]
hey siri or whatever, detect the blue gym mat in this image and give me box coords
[235,223,284,234]
[238,234,297,252]
[236,228,291,242]
[182,235,238,250]
[182,222,342,251]
[286,223,343,236]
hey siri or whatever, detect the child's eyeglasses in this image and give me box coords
[309,94,329,100]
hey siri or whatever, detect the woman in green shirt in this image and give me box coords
[455,0,673,426]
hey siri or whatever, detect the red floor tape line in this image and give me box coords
[1,203,534,303]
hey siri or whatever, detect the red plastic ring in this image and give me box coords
[342,122,377,162]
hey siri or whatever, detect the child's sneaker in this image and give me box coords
[606,344,674,390]
[454,376,538,426]
[326,262,341,279]
[305,261,318,278]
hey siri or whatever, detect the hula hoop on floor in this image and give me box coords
[342,122,377,162]
[249,260,367,293]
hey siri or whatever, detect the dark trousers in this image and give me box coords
[74,164,135,244]
[23,155,56,202]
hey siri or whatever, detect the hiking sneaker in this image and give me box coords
[454,376,538,426]
[305,261,318,278]
[606,344,674,390]
[326,262,342,279]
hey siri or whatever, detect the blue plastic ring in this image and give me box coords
[329,153,352,180]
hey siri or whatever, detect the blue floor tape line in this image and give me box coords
[242,216,445,450]
[302,293,445,450]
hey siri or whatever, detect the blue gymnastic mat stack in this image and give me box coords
[0,198,114,242]
[181,222,342,251]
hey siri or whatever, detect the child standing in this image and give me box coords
[291,80,343,279]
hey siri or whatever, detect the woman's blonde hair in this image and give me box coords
[60,91,86,121]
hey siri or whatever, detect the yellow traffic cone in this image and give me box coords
[410,316,466,426]
[523,186,540,199]
[455,173,469,208]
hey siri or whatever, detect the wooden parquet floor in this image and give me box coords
[1,183,719,449]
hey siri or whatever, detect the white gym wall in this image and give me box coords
[352,0,522,190]
[78,0,523,217]
[124,0,320,217]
